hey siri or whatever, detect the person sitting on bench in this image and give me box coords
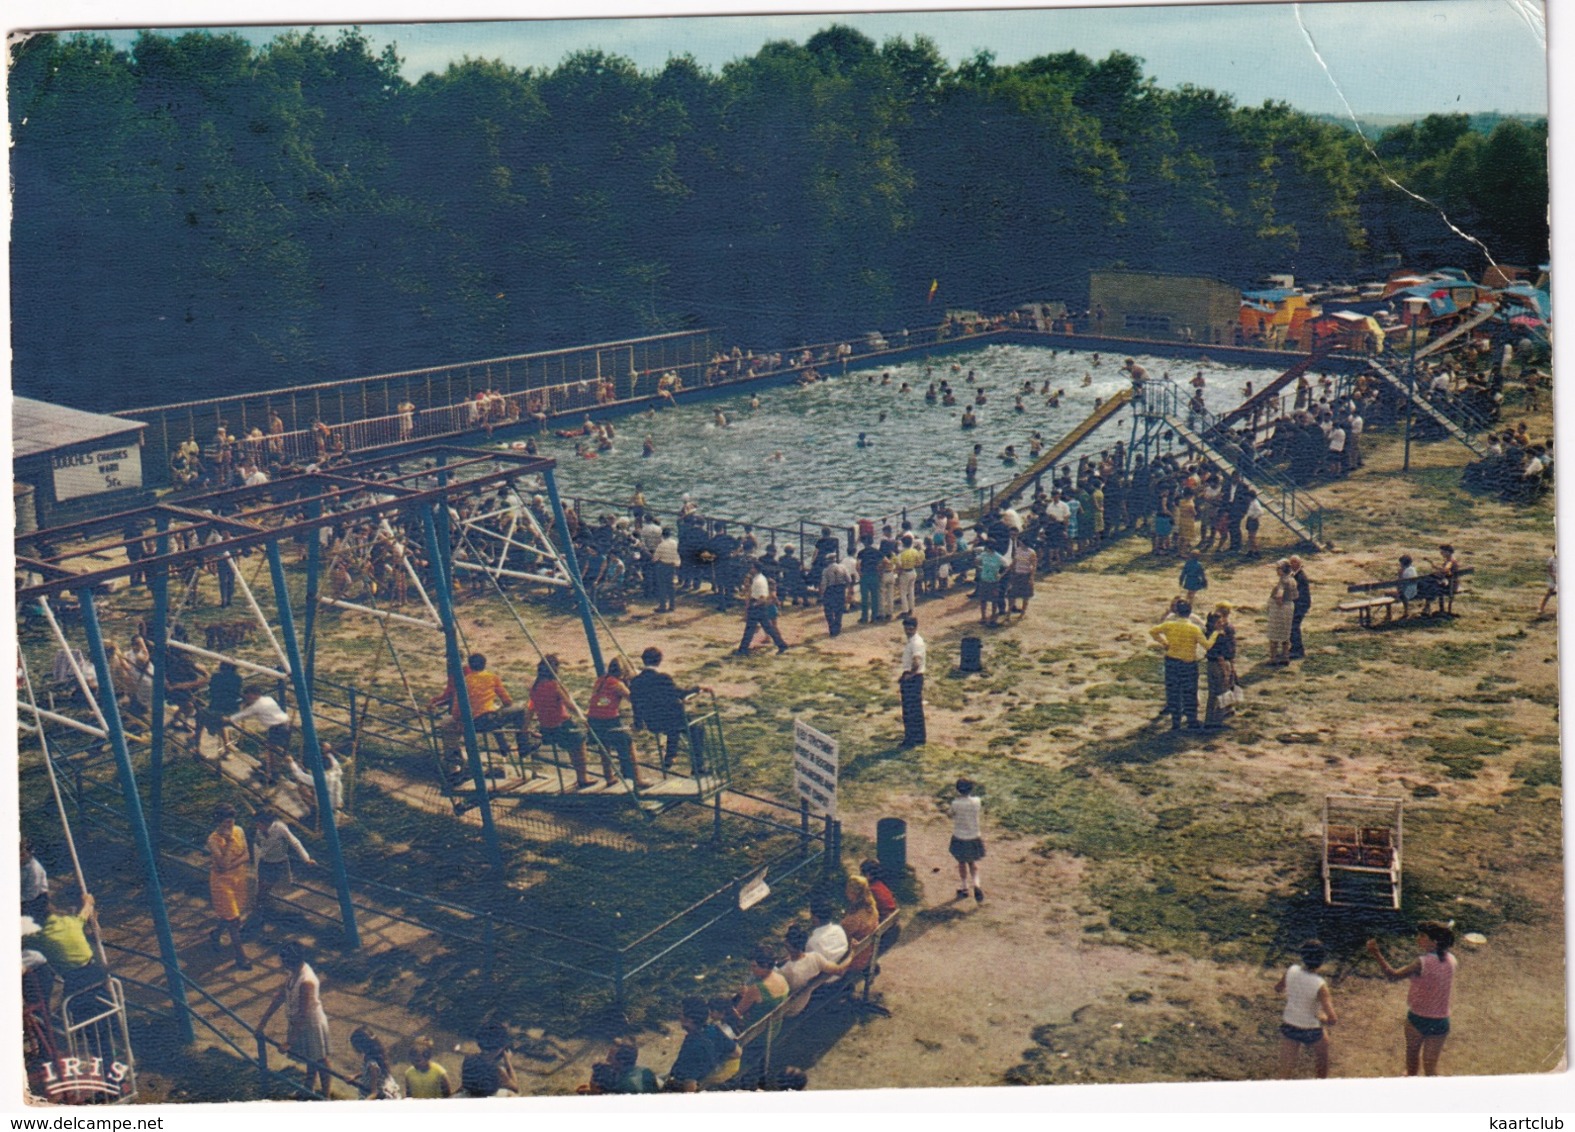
[427,653,516,770]
[628,647,712,777]
[1395,555,1420,619]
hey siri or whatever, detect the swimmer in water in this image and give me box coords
[942,390,957,406]
[881,372,892,385]
[1081,373,1093,387]
[878,411,888,423]
[952,363,962,374]
[1047,392,1062,409]
[966,445,981,480]
[767,450,785,463]
[714,409,729,427]
[1014,396,1026,413]
[642,436,656,457]
[899,382,911,393]
[1091,353,1101,367]
[1001,445,1018,464]
[961,407,978,429]
[1040,380,1051,395]
[857,432,871,448]
[975,389,988,406]
[750,394,760,410]
[925,383,938,403]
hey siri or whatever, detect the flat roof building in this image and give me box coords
[13,396,149,532]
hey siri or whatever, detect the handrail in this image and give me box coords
[127,328,726,415]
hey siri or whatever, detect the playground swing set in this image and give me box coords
[15,446,760,1098]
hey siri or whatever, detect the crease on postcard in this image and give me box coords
[1292,2,1500,268]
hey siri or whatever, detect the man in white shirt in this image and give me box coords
[806,895,849,963]
[1326,423,1346,476]
[1347,411,1364,469]
[653,528,680,612]
[228,687,291,784]
[898,617,927,749]
[737,564,790,655]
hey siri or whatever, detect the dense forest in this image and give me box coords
[9,27,1549,411]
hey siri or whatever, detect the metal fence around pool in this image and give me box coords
[131,329,724,489]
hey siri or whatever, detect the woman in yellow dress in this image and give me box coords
[206,804,252,970]
[1175,489,1199,552]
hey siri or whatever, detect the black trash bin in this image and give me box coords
[960,635,983,673]
[876,817,907,879]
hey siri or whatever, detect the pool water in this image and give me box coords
[533,344,1288,529]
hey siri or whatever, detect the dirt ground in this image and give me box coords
[408,404,1564,1096]
[51,392,1563,1108]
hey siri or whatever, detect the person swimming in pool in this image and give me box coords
[961,407,978,429]
[714,409,729,428]
[857,432,872,448]
[1001,445,1018,464]
[642,436,656,458]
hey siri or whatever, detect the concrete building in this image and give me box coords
[13,397,149,533]
[1087,270,1241,345]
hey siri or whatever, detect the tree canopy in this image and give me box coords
[9,27,1549,409]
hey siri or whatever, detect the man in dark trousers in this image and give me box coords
[820,555,852,638]
[898,616,927,748]
[856,535,884,623]
[1288,554,1312,660]
[629,647,711,776]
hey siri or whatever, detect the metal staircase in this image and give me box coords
[1365,362,1493,459]
[1139,378,1331,551]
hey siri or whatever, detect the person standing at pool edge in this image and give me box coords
[897,616,926,749]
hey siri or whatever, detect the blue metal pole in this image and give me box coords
[420,503,506,875]
[77,589,194,1043]
[263,540,361,949]
[541,465,606,677]
[148,517,171,847]
[303,504,322,691]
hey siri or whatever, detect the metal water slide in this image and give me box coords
[984,388,1134,512]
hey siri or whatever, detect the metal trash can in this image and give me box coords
[960,636,983,672]
[876,817,907,879]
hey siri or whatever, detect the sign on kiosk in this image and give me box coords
[793,718,838,817]
[53,444,143,501]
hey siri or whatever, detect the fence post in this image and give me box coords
[484,912,495,984]
[348,688,359,752]
[822,812,835,877]
[799,799,810,859]
[256,1031,269,1093]
[713,791,723,845]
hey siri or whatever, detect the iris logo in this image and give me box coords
[36,1056,130,1100]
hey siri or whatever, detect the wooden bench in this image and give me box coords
[1337,595,1397,627]
[722,909,900,1088]
[1344,567,1473,625]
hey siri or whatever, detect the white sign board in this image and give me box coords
[53,444,143,501]
[793,718,839,817]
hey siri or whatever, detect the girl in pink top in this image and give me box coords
[1366,921,1457,1076]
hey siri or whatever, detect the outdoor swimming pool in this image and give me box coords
[533,344,1290,529]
